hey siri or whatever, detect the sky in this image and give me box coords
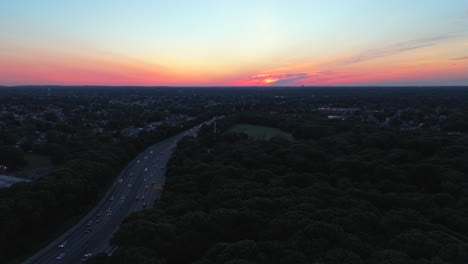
[1,0,468,86]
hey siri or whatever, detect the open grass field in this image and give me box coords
[226,123,294,141]
[14,154,54,179]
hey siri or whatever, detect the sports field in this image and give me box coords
[226,124,294,141]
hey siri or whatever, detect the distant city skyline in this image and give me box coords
[1,0,468,86]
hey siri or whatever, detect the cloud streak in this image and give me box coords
[240,73,310,86]
[236,70,371,86]
[451,56,468,61]
[339,35,455,65]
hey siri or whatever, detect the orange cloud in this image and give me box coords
[233,73,311,86]
[233,57,468,86]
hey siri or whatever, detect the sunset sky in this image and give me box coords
[1,0,468,86]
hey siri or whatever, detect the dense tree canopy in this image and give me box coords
[98,113,468,264]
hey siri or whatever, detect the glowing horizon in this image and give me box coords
[1,0,468,86]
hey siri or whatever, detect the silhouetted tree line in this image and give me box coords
[96,113,468,264]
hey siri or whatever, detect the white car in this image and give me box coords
[58,241,67,248]
[144,168,148,172]
[56,253,66,260]
[128,184,132,188]
[81,253,92,262]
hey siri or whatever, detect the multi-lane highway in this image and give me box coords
[23,120,214,264]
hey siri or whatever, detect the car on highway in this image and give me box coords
[109,196,114,201]
[118,178,123,182]
[144,168,148,172]
[87,220,92,226]
[56,252,65,260]
[97,212,102,217]
[81,253,92,262]
[85,228,91,233]
[120,196,125,200]
[128,183,132,188]
[95,218,101,223]
[58,241,67,248]
[107,211,112,216]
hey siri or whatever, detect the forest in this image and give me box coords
[92,113,468,264]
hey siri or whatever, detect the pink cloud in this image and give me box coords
[233,71,371,86]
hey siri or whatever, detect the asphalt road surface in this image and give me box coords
[23,120,215,264]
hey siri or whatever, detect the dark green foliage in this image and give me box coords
[103,114,468,264]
